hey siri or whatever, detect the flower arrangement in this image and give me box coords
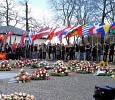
[31,59,39,65]
[30,68,50,80]
[0,92,36,100]
[75,61,97,74]
[0,60,12,71]
[15,68,30,83]
[95,66,115,76]
[24,59,32,67]
[53,60,64,68]
[98,61,108,67]
[50,60,70,76]
[13,60,26,68]
[67,60,80,72]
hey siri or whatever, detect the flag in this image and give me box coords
[75,26,82,36]
[47,27,57,40]
[36,27,51,39]
[13,36,16,51]
[0,34,4,43]
[28,30,32,44]
[5,30,12,39]
[64,25,82,38]
[54,26,67,36]
[58,27,71,41]
[32,31,37,41]
[89,26,95,34]
[103,24,110,34]
[82,23,93,36]
[97,27,105,37]
[38,27,49,33]
[20,32,26,47]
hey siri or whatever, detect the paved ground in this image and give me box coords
[0,70,115,100]
[0,61,115,100]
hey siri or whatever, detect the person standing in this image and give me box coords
[92,44,97,61]
[56,43,61,60]
[103,42,109,62]
[85,42,92,61]
[109,42,114,63]
[52,44,56,60]
[97,43,102,62]
[75,43,79,61]
[61,44,65,60]
[79,43,85,61]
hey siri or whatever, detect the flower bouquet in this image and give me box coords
[0,60,12,71]
[67,60,80,72]
[0,92,36,100]
[24,59,32,67]
[50,60,70,76]
[13,60,26,68]
[75,61,97,74]
[14,68,30,83]
[38,60,51,70]
[30,68,50,80]
[98,61,108,67]
[95,66,115,76]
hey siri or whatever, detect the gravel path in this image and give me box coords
[0,61,115,100]
[0,69,115,100]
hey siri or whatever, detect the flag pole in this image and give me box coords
[91,34,93,61]
[97,36,98,62]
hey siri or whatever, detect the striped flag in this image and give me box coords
[13,36,16,51]
[28,30,32,44]
[20,32,26,47]
[82,23,93,36]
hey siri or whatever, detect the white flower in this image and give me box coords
[37,75,39,78]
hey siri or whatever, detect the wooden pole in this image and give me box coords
[97,36,98,62]
[91,35,93,61]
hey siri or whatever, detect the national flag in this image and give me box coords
[13,36,17,51]
[89,26,95,34]
[103,24,110,34]
[0,34,4,43]
[82,23,94,36]
[20,32,26,47]
[38,27,49,33]
[64,25,82,38]
[32,31,37,41]
[58,26,71,41]
[28,30,32,44]
[47,27,57,40]
[54,26,67,36]
[5,30,12,39]
[36,27,51,39]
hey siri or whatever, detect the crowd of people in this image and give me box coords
[0,41,115,63]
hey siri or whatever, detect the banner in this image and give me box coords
[0,52,6,60]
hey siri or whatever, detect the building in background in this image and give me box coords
[0,25,46,45]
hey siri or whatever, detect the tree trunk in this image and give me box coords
[26,2,29,31]
[6,0,9,26]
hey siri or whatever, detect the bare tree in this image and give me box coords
[0,0,20,26]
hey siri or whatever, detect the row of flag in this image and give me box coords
[1,22,115,46]
[28,22,115,43]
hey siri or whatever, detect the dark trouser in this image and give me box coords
[48,52,51,59]
[93,55,96,61]
[42,52,46,59]
[97,52,101,62]
[69,53,74,60]
[80,52,84,60]
[66,53,69,60]
[61,52,65,60]
[16,53,21,60]
[86,51,90,61]
[109,52,114,62]
[103,52,108,62]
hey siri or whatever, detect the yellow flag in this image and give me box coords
[103,24,110,34]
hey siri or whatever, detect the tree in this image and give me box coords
[0,0,20,26]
